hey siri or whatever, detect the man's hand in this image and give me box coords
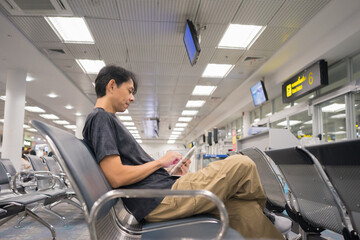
[168,158,192,176]
[158,151,183,168]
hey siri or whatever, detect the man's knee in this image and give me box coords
[226,154,256,170]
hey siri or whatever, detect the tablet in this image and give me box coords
[169,147,197,175]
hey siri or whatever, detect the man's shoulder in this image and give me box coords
[88,108,115,122]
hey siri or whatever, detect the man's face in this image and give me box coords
[112,79,135,112]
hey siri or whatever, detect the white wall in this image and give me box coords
[140,142,186,160]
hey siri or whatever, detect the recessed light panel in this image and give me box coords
[25,106,45,113]
[202,64,233,78]
[76,59,106,74]
[186,100,205,108]
[192,85,217,96]
[119,116,132,121]
[218,24,265,49]
[39,114,59,120]
[181,110,198,116]
[176,123,188,127]
[178,117,192,122]
[53,120,70,125]
[45,17,94,44]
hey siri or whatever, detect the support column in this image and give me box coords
[2,69,27,171]
[242,111,250,138]
[75,115,86,139]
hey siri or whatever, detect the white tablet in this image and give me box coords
[169,147,197,175]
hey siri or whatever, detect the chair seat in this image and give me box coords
[0,193,47,205]
[143,215,244,239]
[0,208,7,217]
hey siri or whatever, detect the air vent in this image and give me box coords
[0,0,73,16]
[243,56,263,62]
[44,48,66,56]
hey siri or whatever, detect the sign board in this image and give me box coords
[282,60,328,103]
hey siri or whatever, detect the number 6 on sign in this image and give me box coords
[309,72,313,85]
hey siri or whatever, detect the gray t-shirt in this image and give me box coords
[82,108,177,222]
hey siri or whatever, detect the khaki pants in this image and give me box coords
[145,154,284,239]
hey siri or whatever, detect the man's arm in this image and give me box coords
[100,151,182,188]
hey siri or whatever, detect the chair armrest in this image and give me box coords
[89,189,229,240]
[13,170,57,193]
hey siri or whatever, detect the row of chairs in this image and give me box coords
[0,154,82,239]
[239,139,360,240]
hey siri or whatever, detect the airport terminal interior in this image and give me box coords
[1,0,360,239]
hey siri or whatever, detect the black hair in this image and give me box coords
[30,150,36,155]
[94,65,138,98]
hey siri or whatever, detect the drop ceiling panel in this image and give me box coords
[116,0,159,21]
[198,24,227,47]
[86,19,126,45]
[177,77,200,86]
[269,0,330,28]
[156,86,175,95]
[138,74,156,86]
[8,16,59,42]
[156,22,185,46]
[251,26,299,51]
[155,46,186,64]
[66,44,101,60]
[156,75,178,86]
[196,0,242,24]
[51,59,83,73]
[175,84,195,94]
[97,43,128,64]
[131,62,157,75]
[128,45,156,62]
[197,78,222,85]
[34,42,73,60]
[136,85,155,95]
[69,0,120,19]
[156,0,199,22]
[210,48,244,64]
[122,21,156,46]
[232,0,285,25]
[156,63,181,76]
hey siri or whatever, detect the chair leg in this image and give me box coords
[42,206,67,227]
[63,198,82,210]
[15,204,40,228]
[0,214,17,227]
[26,208,56,239]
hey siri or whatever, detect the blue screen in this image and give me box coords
[251,81,267,106]
[184,23,197,64]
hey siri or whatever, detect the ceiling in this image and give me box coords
[0,0,344,144]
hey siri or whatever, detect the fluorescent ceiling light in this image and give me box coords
[265,112,272,117]
[328,131,346,135]
[133,135,141,139]
[27,128,37,132]
[169,135,179,139]
[304,120,313,125]
[253,118,260,123]
[276,120,302,127]
[218,24,265,49]
[182,110,198,116]
[168,140,176,144]
[186,100,205,108]
[192,85,217,96]
[53,120,70,125]
[136,139,143,143]
[64,125,77,129]
[202,64,233,78]
[129,130,139,134]
[26,76,35,82]
[76,59,106,74]
[75,112,82,116]
[178,117,192,122]
[25,106,45,113]
[65,105,74,110]
[321,103,345,113]
[126,126,137,130]
[123,122,135,126]
[171,131,182,135]
[176,123,188,127]
[174,128,185,131]
[330,113,346,119]
[119,116,132,121]
[39,114,59,120]
[0,119,3,123]
[0,96,5,101]
[47,93,58,98]
[23,124,30,129]
[284,105,291,109]
[45,17,94,44]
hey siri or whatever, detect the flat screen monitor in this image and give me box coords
[183,19,201,66]
[250,80,268,107]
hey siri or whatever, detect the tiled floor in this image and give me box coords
[0,202,89,240]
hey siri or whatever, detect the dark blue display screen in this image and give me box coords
[251,81,267,106]
[184,23,197,65]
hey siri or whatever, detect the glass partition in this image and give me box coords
[319,95,346,142]
[320,60,347,94]
[352,52,360,81]
[289,110,312,139]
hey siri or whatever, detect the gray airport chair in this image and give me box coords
[239,147,288,212]
[266,146,354,239]
[0,160,56,238]
[32,119,244,240]
[306,139,360,239]
[1,157,68,227]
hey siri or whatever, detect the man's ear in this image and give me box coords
[106,79,116,94]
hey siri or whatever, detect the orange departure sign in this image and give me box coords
[282,60,328,103]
